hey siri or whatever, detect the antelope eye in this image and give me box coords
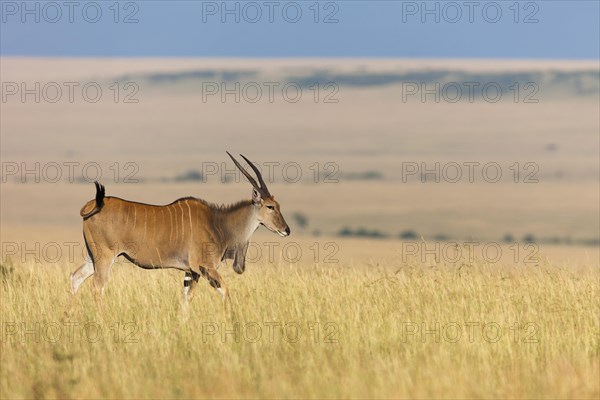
[266,205,275,210]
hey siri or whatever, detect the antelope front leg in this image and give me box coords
[183,271,200,303]
[200,267,231,311]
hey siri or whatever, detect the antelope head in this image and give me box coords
[227,152,291,237]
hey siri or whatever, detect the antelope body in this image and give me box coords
[69,153,290,307]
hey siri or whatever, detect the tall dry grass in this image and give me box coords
[1,253,598,399]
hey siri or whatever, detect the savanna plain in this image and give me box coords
[1,58,599,399]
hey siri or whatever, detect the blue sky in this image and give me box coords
[1,1,599,58]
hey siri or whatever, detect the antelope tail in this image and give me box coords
[80,181,106,219]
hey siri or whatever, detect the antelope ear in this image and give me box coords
[252,188,261,205]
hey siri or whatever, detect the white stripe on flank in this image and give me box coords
[151,208,156,242]
[167,206,173,243]
[172,205,177,243]
[160,208,165,242]
[156,248,163,266]
[178,202,185,243]
[186,200,193,244]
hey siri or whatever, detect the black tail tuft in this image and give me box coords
[81,181,106,219]
[94,181,105,209]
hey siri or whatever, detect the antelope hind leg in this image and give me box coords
[65,261,95,317]
[91,258,115,313]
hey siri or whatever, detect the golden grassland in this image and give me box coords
[1,248,598,399]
